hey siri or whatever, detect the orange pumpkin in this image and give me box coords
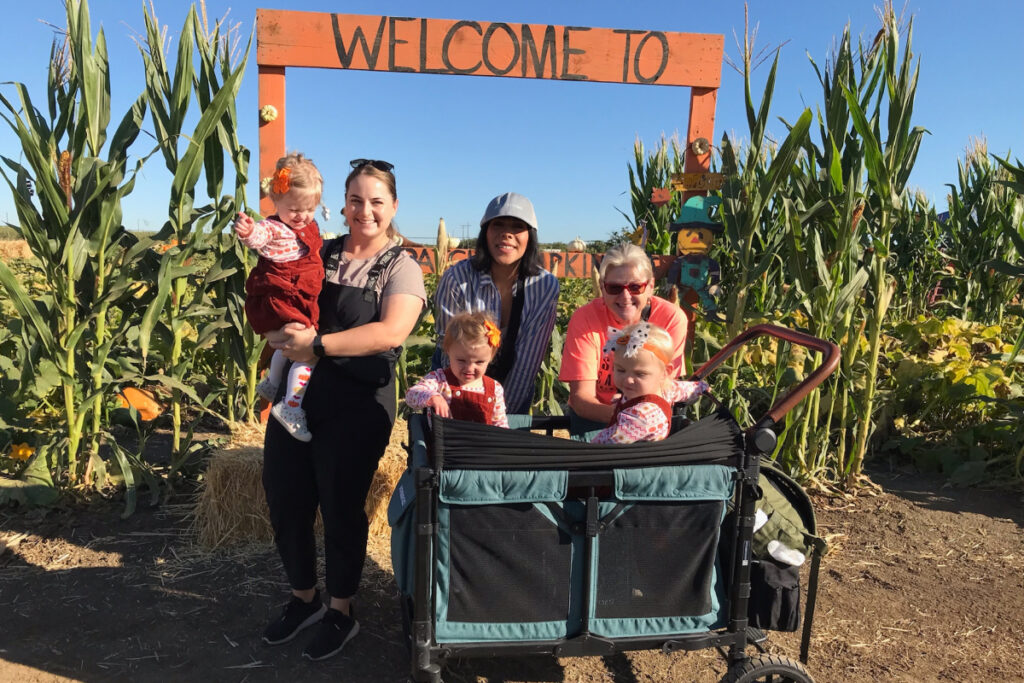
[118,387,163,422]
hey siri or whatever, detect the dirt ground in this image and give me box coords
[1,421,1022,683]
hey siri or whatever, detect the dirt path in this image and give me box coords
[1,460,1021,682]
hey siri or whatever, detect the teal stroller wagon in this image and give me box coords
[389,324,838,682]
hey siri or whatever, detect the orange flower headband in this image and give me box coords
[602,324,671,365]
[271,166,291,194]
[484,320,501,349]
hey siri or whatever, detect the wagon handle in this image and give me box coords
[690,324,840,432]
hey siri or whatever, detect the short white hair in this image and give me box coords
[599,241,653,282]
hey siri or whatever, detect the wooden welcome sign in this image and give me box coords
[257,11,722,87]
[255,10,724,216]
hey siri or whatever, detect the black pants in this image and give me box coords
[263,364,395,598]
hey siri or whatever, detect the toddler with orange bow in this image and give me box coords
[406,312,510,427]
[593,321,709,444]
[234,152,325,442]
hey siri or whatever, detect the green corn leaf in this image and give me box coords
[170,9,196,133]
[169,61,245,217]
[136,256,175,361]
[201,260,237,285]
[196,319,232,350]
[756,108,813,216]
[105,439,140,518]
[828,138,843,193]
[108,94,147,163]
[832,268,869,323]
[841,80,890,199]
[0,260,56,355]
[812,231,832,290]
[143,372,206,406]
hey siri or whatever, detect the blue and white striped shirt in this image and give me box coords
[434,259,559,414]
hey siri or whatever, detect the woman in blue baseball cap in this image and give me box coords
[432,192,559,414]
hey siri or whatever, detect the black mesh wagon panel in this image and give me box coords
[446,503,572,624]
[595,500,724,619]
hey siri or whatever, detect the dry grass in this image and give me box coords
[191,419,409,550]
[0,239,32,261]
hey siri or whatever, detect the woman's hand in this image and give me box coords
[426,395,450,418]
[267,322,316,362]
[567,379,616,423]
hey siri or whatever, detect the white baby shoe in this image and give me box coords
[271,402,312,442]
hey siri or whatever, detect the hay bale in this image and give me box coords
[192,419,409,549]
[367,419,409,538]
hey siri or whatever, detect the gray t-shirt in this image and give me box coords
[326,237,427,307]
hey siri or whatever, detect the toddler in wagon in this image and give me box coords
[406,312,510,427]
[234,152,324,442]
[592,321,709,444]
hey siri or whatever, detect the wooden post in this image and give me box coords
[257,65,286,217]
[681,86,719,361]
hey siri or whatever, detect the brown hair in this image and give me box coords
[345,164,401,241]
[442,312,501,357]
[270,152,323,205]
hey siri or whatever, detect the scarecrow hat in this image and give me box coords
[669,195,723,234]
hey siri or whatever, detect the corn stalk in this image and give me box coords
[620,135,684,254]
[844,9,927,484]
[135,4,251,463]
[0,0,151,489]
[192,8,258,423]
[940,147,1022,324]
[765,27,877,482]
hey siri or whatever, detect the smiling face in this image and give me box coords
[273,191,318,231]
[601,264,655,325]
[612,348,669,401]
[343,173,397,243]
[677,226,715,255]
[486,217,530,268]
[447,340,494,386]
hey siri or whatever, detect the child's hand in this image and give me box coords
[427,395,450,418]
[679,380,710,404]
[233,211,254,238]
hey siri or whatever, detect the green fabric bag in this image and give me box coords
[752,463,826,560]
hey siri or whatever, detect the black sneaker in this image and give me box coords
[302,607,359,661]
[262,593,327,645]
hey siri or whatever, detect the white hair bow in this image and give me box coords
[601,323,653,359]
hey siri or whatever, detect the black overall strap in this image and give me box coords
[320,238,402,302]
[363,246,403,303]
[487,268,526,383]
[321,236,343,274]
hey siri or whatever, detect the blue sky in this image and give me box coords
[1,1,1021,244]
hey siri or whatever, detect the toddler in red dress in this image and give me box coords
[405,312,510,427]
[234,152,325,441]
[593,321,708,444]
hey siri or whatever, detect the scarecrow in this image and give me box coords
[666,195,723,321]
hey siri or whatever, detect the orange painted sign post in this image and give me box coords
[255,10,723,215]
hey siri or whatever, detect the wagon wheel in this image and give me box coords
[720,654,813,683]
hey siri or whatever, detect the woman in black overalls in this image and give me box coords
[259,160,425,661]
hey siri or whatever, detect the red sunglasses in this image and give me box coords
[602,281,648,295]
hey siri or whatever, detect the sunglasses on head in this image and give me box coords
[349,158,394,172]
[603,281,649,295]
